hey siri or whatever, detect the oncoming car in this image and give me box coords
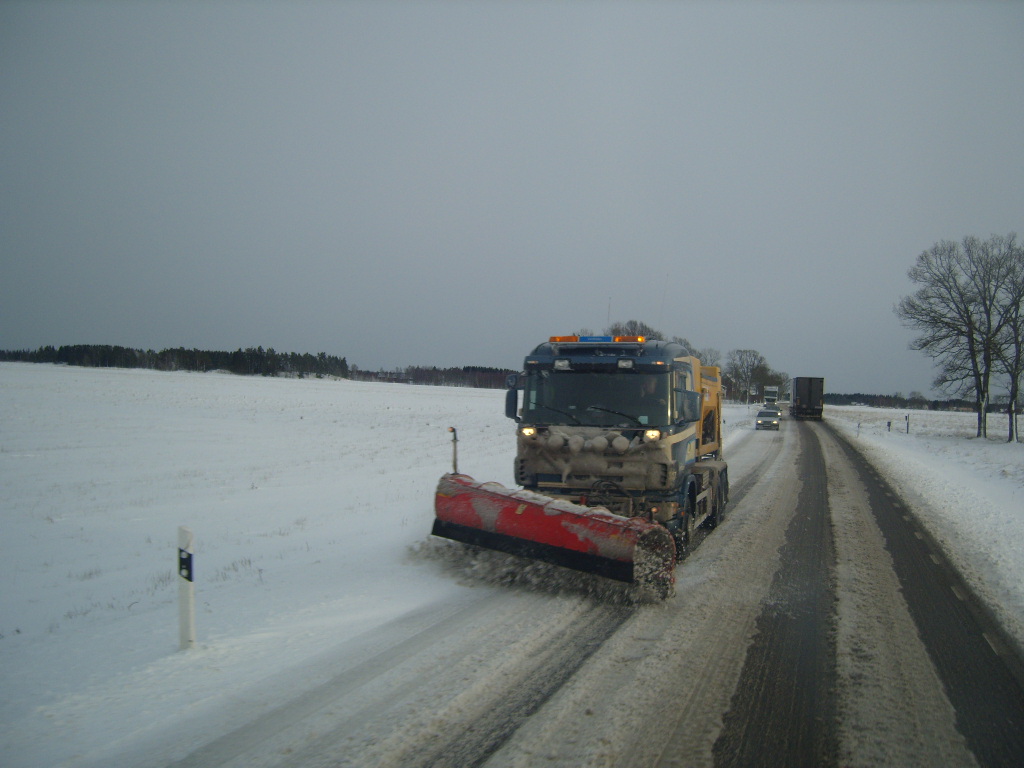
[755,410,780,430]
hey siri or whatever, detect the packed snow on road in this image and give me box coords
[1,362,1021,767]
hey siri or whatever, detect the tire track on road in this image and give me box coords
[712,423,838,767]
[171,591,636,768]
[349,600,634,768]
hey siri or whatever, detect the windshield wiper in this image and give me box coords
[586,405,642,426]
[533,404,581,425]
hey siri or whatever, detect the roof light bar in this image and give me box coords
[548,335,647,344]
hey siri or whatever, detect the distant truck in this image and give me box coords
[763,385,779,405]
[790,377,824,419]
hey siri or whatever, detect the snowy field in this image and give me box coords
[1,362,1021,767]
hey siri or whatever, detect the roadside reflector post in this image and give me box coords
[906,414,910,434]
[449,427,459,474]
[178,526,195,650]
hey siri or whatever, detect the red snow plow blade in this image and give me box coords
[432,473,676,590]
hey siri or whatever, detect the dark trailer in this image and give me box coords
[790,376,825,420]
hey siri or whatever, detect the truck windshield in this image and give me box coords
[521,370,671,427]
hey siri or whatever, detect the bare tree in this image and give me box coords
[751,361,772,395]
[669,336,694,353]
[725,349,767,404]
[995,237,1024,441]
[664,338,721,368]
[895,235,1018,438]
[693,347,721,368]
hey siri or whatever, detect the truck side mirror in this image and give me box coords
[505,385,520,422]
[677,390,701,423]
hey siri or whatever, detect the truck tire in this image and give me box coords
[677,493,695,550]
[702,474,728,531]
[712,479,727,527]
[668,492,694,554]
[706,484,718,529]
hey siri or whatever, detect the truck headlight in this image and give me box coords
[644,429,661,441]
[520,426,537,437]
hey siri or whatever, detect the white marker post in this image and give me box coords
[449,426,459,474]
[178,526,195,650]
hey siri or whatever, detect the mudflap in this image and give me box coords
[432,473,676,594]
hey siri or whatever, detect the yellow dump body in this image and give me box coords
[694,361,723,458]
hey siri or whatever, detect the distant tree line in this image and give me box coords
[0,345,350,378]
[0,345,520,389]
[824,392,975,411]
[349,365,515,388]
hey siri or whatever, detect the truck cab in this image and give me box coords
[505,336,724,537]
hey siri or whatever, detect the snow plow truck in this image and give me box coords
[432,335,729,597]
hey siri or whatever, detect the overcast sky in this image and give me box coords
[2,1,1022,395]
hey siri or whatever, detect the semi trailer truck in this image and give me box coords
[790,376,825,419]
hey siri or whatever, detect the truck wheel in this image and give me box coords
[707,486,719,529]
[669,495,695,553]
[681,495,695,548]
[709,479,726,528]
